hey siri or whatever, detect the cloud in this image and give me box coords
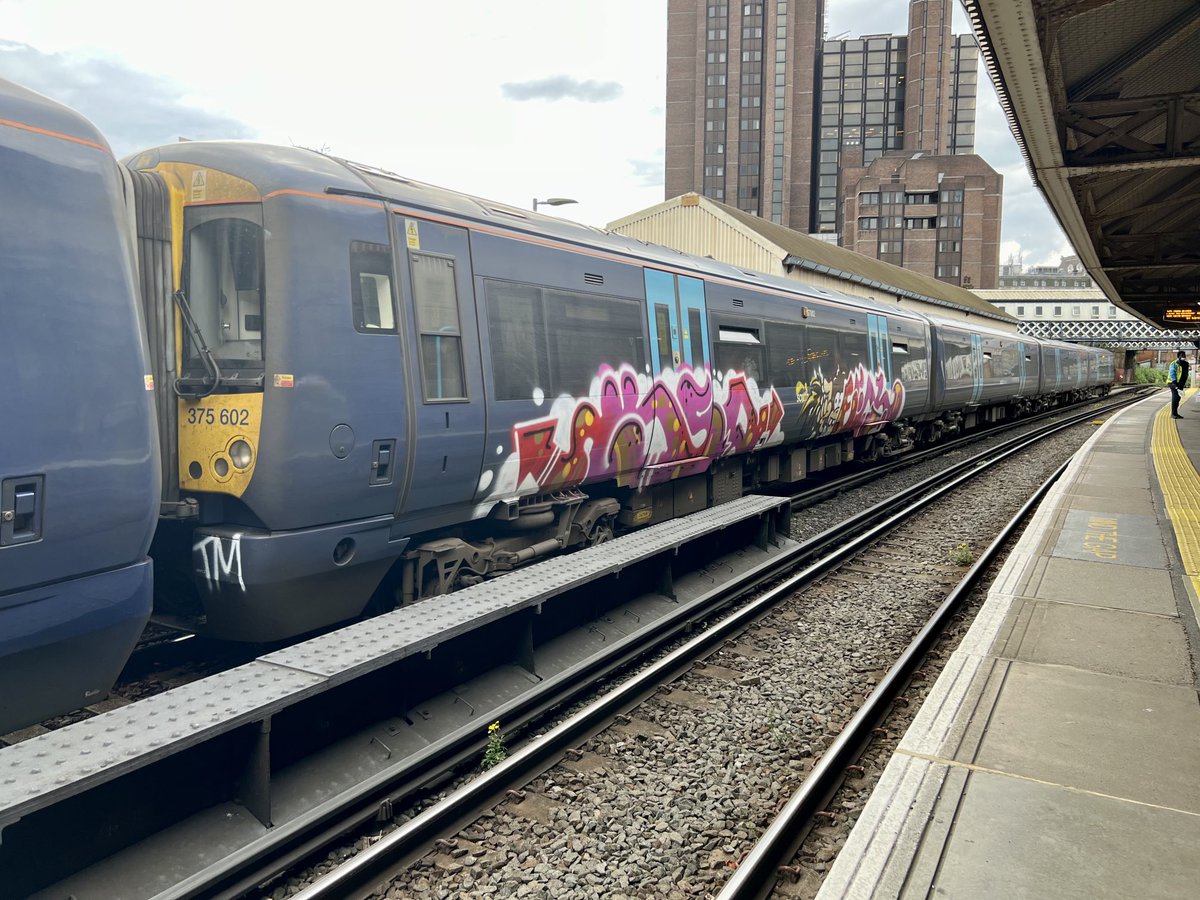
[0,41,254,155]
[501,75,623,103]
[628,153,664,188]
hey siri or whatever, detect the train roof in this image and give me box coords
[0,78,113,155]
[124,140,930,324]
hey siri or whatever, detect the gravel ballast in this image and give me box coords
[274,415,1107,900]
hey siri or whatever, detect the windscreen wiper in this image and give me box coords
[172,289,223,398]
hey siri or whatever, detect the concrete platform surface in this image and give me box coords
[818,391,1200,899]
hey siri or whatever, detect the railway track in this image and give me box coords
[0,393,1146,899]
[0,390,1143,754]
[271,393,1143,900]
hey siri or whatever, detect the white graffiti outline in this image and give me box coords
[194,532,245,592]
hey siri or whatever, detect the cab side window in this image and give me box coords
[350,241,395,334]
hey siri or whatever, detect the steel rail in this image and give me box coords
[716,456,1071,900]
[286,394,1130,900]
[786,387,1145,509]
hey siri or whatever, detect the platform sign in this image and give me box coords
[1163,308,1200,322]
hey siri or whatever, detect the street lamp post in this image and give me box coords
[533,197,578,213]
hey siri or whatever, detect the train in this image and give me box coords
[0,79,161,733]
[0,77,1114,734]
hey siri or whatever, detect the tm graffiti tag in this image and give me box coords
[194,533,245,592]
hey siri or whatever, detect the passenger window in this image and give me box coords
[766,321,805,386]
[550,290,645,397]
[655,304,674,372]
[714,323,765,383]
[485,280,646,400]
[486,280,549,401]
[842,330,868,373]
[805,327,839,381]
[410,252,466,401]
[350,241,395,333]
[688,308,706,369]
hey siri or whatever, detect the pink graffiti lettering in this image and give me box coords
[493,364,784,497]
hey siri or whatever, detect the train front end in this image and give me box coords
[129,145,402,641]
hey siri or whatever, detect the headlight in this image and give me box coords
[214,457,230,478]
[230,440,253,469]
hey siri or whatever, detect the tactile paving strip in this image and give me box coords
[1150,389,1200,619]
[0,494,787,818]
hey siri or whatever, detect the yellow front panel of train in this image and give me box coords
[178,394,263,497]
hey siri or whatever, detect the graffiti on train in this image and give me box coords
[794,363,906,438]
[481,363,785,497]
[194,533,245,592]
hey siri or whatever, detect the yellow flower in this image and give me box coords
[488,721,500,733]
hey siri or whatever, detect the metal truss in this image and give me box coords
[1018,318,1200,348]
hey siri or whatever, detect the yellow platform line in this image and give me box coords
[1150,388,1200,627]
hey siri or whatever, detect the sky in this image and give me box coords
[0,0,1072,269]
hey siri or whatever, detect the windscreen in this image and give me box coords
[181,206,264,379]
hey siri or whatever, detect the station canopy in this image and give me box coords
[964,0,1200,328]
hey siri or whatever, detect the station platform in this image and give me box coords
[818,390,1200,899]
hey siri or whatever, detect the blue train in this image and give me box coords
[0,81,160,734]
[1,78,1114,731]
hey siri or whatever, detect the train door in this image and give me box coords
[866,314,892,380]
[645,269,709,375]
[393,216,486,517]
[970,334,985,403]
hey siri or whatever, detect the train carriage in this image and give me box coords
[0,80,160,734]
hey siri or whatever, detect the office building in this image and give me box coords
[665,0,1001,287]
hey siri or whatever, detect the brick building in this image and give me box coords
[838,150,1002,288]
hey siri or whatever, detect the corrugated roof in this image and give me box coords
[697,195,1018,324]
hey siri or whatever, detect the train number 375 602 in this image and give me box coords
[186,407,251,427]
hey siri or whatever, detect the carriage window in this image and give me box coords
[411,252,466,401]
[485,280,645,400]
[842,330,868,372]
[688,308,706,369]
[350,241,395,333]
[486,281,548,400]
[715,322,764,382]
[766,321,805,385]
[805,327,839,380]
[549,290,646,397]
[655,304,674,371]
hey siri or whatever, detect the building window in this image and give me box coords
[1035,306,1043,316]
[859,217,878,230]
[1016,306,1025,316]
[1071,306,1081,317]
[1092,306,1100,317]
[1054,306,1062,316]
